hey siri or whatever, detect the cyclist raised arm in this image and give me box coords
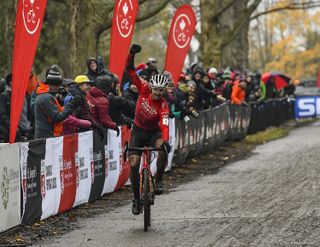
[126,44,171,215]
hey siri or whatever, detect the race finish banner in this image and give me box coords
[10,0,47,143]
[109,0,139,82]
[164,4,196,85]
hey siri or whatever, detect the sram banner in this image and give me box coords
[10,0,47,143]
[295,96,320,118]
[164,4,196,85]
[109,0,139,82]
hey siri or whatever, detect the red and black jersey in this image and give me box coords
[127,68,169,142]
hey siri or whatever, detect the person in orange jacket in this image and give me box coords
[231,76,248,105]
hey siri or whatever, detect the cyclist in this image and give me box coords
[126,44,171,215]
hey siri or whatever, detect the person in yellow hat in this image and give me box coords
[65,74,105,138]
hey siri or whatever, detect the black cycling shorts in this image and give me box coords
[129,124,162,156]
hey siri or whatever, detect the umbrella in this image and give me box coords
[261,72,291,90]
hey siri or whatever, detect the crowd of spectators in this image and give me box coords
[0,56,295,143]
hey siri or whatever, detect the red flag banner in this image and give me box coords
[10,0,47,143]
[164,5,196,85]
[109,0,139,82]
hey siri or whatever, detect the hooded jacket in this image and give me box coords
[34,83,74,139]
[86,87,117,130]
[86,57,113,82]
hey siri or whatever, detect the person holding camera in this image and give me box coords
[34,65,82,139]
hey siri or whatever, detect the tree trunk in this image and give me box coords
[199,0,223,68]
[200,0,257,70]
[64,1,97,77]
[1,0,17,75]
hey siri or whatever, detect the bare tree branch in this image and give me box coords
[212,0,237,20]
[52,0,66,4]
[136,0,171,23]
[251,1,320,20]
[222,0,262,47]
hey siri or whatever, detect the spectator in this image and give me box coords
[253,72,266,100]
[86,57,113,83]
[122,82,138,119]
[198,73,218,109]
[68,75,93,121]
[86,76,120,136]
[62,78,74,106]
[265,76,278,99]
[163,71,187,119]
[231,76,247,105]
[222,70,233,100]
[4,73,31,141]
[186,80,200,117]
[34,65,81,139]
[208,67,218,82]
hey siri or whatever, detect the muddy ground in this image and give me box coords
[0,121,305,247]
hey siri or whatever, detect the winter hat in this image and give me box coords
[187,80,197,88]
[223,70,231,79]
[95,75,113,95]
[62,78,74,87]
[45,65,62,86]
[208,67,218,75]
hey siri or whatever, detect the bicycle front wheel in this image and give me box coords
[143,169,151,231]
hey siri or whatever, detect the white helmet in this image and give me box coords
[150,74,168,88]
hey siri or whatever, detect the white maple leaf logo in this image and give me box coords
[123,2,128,16]
[179,19,186,31]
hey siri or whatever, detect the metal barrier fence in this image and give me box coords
[0,98,294,232]
[247,98,295,134]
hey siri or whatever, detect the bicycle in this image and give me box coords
[124,142,168,231]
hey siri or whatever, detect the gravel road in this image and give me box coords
[38,122,320,247]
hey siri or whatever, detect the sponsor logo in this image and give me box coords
[296,96,320,118]
[40,159,46,198]
[173,14,192,49]
[116,0,134,38]
[22,0,41,35]
[1,166,9,209]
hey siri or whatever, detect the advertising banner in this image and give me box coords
[0,144,20,232]
[89,131,106,201]
[73,131,93,207]
[41,137,62,220]
[102,130,120,194]
[21,139,45,224]
[164,5,196,85]
[109,0,139,81]
[10,0,47,143]
[166,118,176,171]
[295,96,320,119]
[58,134,78,213]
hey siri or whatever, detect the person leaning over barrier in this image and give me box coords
[231,75,248,106]
[34,65,82,139]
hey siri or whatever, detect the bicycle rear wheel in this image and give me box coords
[143,169,151,231]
